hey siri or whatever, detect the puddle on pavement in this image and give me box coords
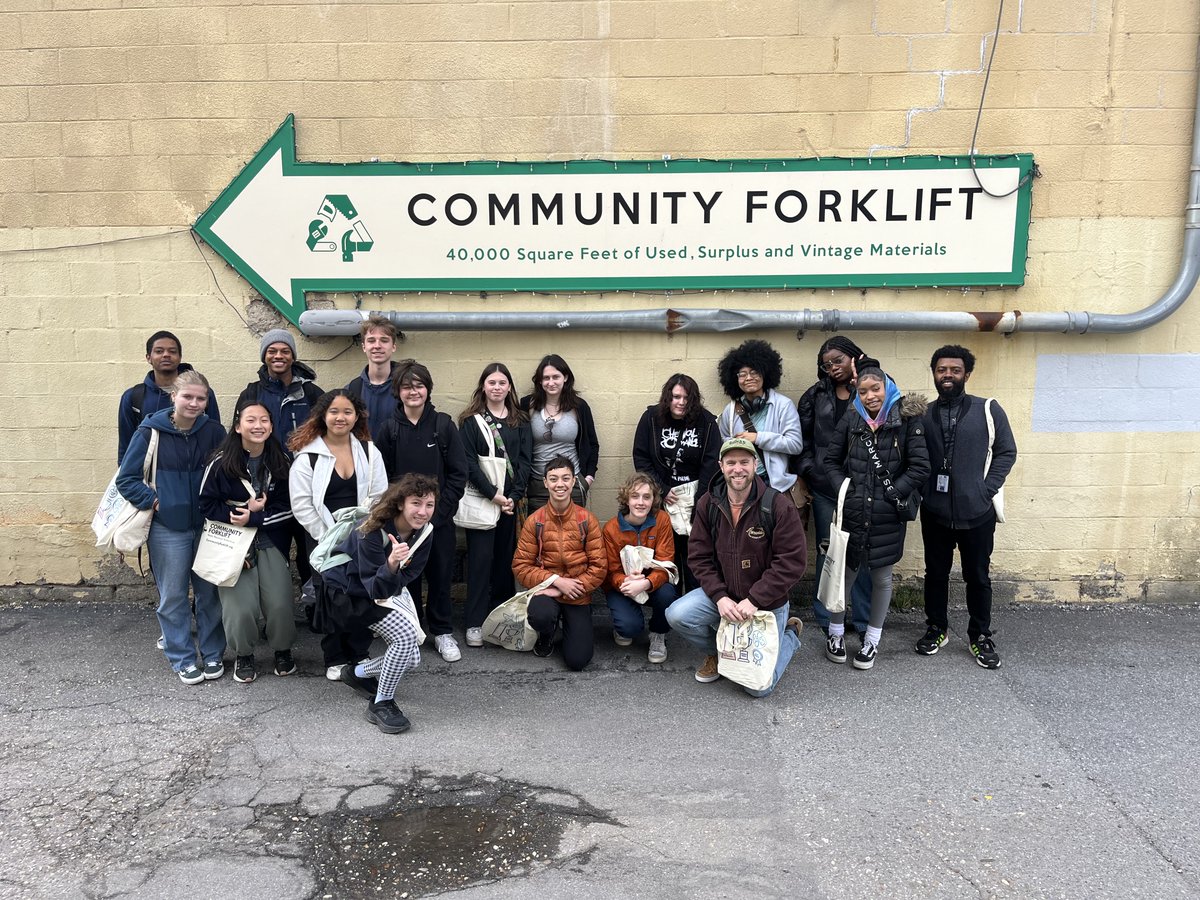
[277,771,619,898]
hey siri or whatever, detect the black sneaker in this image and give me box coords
[273,650,297,677]
[971,637,1001,669]
[341,667,379,700]
[366,699,411,734]
[533,633,553,658]
[233,655,256,683]
[852,640,877,670]
[915,627,949,656]
[825,633,846,664]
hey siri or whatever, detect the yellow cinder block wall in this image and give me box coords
[3,0,1198,602]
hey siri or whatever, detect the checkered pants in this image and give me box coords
[363,611,422,701]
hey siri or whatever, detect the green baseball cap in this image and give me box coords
[719,437,759,459]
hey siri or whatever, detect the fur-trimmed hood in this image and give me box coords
[900,392,928,419]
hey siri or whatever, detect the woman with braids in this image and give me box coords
[319,474,439,734]
[796,337,874,637]
[289,389,388,680]
[200,402,297,684]
[631,373,720,592]
[520,354,600,508]
[716,339,802,492]
[458,363,533,648]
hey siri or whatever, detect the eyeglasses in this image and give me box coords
[736,369,761,380]
[820,356,849,372]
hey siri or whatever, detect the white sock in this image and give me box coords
[829,622,845,638]
[865,626,882,647]
[354,663,369,678]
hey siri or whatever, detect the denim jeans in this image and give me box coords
[810,490,872,634]
[148,521,225,671]
[665,588,800,697]
[606,583,677,637]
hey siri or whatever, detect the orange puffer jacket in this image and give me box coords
[602,509,675,593]
[512,502,606,605]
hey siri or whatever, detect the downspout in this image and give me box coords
[299,58,1200,339]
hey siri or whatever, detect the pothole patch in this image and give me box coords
[260,770,620,898]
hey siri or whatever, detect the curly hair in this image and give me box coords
[717,339,783,399]
[359,473,440,535]
[930,344,976,375]
[616,472,662,516]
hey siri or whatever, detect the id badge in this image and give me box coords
[936,474,950,493]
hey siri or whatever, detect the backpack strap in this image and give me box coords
[129,383,146,417]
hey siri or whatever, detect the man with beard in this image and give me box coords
[665,438,806,696]
[917,345,1017,668]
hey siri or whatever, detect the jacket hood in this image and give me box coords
[142,407,212,435]
[294,436,333,458]
[390,399,438,424]
[255,360,318,384]
[900,392,929,419]
[142,362,196,385]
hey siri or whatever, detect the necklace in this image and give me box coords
[168,411,192,433]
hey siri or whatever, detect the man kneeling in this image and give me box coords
[666,438,807,696]
[512,456,605,670]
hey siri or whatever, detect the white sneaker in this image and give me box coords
[613,629,633,647]
[434,634,461,662]
[465,627,483,647]
[325,665,345,681]
[647,632,668,664]
[156,634,166,651]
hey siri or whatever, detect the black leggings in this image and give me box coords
[526,595,594,671]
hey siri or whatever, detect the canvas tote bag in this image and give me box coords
[816,478,851,614]
[716,610,780,692]
[454,414,506,530]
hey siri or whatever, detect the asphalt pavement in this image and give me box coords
[1,599,1197,899]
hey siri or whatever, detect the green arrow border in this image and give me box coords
[193,114,1035,327]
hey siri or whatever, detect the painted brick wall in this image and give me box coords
[2,0,1199,602]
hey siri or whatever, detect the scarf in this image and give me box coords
[853,377,902,431]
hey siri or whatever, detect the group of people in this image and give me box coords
[113,320,1016,734]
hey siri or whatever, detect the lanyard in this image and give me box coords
[938,397,963,473]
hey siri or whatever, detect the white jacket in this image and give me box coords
[289,436,387,541]
[719,389,803,492]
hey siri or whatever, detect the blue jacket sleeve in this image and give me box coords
[116,427,157,510]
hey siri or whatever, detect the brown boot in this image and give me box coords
[694,654,720,683]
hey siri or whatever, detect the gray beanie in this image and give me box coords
[259,329,297,362]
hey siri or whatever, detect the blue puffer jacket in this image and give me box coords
[116,410,226,532]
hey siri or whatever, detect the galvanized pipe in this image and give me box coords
[299,50,1200,339]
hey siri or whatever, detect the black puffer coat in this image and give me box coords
[795,377,852,498]
[822,393,931,569]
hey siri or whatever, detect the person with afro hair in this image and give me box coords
[716,339,802,492]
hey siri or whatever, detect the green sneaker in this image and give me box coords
[971,637,1001,669]
[203,659,225,680]
[915,627,948,656]
[178,664,204,685]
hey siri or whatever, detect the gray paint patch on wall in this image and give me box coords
[1032,353,1200,432]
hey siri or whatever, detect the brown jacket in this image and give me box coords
[513,501,606,605]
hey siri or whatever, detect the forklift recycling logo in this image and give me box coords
[305,194,374,262]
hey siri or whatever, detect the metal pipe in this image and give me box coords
[299,55,1200,339]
